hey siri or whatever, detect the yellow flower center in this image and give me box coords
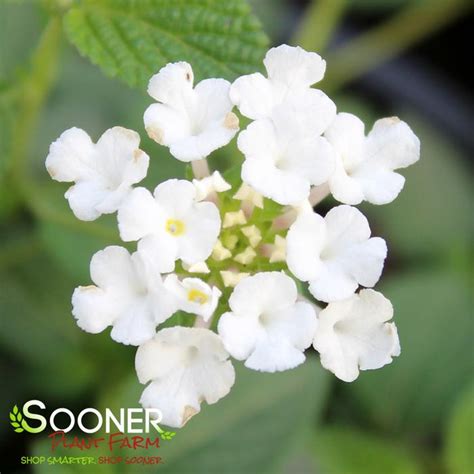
[187,289,209,305]
[165,219,185,236]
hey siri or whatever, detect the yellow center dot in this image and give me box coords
[187,289,209,305]
[165,219,186,236]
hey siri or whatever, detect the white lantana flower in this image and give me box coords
[313,289,400,382]
[164,274,221,321]
[230,44,327,120]
[45,127,149,221]
[238,93,336,205]
[118,179,221,273]
[325,113,420,205]
[193,170,231,201]
[136,327,235,428]
[286,205,387,302]
[144,62,239,162]
[72,246,175,346]
[218,272,317,372]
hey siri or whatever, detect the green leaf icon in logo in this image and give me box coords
[161,431,176,441]
[155,424,176,441]
[10,405,24,433]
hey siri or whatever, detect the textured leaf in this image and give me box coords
[444,383,474,474]
[310,426,421,474]
[64,0,269,88]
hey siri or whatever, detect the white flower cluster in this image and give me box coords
[46,45,419,428]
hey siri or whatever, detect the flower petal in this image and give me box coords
[153,179,196,217]
[95,127,149,186]
[118,187,162,241]
[355,167,406,205]
[137,234,178,274]
[147,62,194,107]
[110,298,157,345]
[72,286,119,334]
[169,124,237,162]
[324,112,366,170]
[324,205,371,248]
[229,72,277,120]
[144,103,190,147]
[286,211,327,282]
[242,158,310,205]
[264,44,326,88]
[218,311,261,360]
[272,88,336,137]
[245,338,306,372]
[136,328,235,428]
[284,136,335,186]
[89,246,138,290]
[365,117,420,170]
[179,201,221,264]
[45,127,95,182]
[228,272,297,315]
[64,180,109,221]
[308,263,359,302]
[194,78,233,125]
[328,156,365,205]
[313,289,400,382]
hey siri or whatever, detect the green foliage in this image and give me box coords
[0,81,17,179]
[444,383,474,474]
[64,0,269,88]
[0,254,97,399]
[311,426,421,474]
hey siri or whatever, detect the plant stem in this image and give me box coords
[292,0,347,52]
[309,183,330,206]
[322,0,472,92]
[191,158,211,179]
[10,16,62,182]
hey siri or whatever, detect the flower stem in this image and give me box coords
[322,0,472,92]
[309,183,330,207]
[292,0,347,52]
[191,158,211,179]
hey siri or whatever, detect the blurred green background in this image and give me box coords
[0,0,472,473]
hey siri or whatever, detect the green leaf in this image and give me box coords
[13,405,18,415]
[444,383,474,474]
[350,270,473,435]
[310,426,421,474]
[0,254,97,398]
[64,0,269,88]
[11,422,19,428]
[14,427,23,433]
[9,413,15,422]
